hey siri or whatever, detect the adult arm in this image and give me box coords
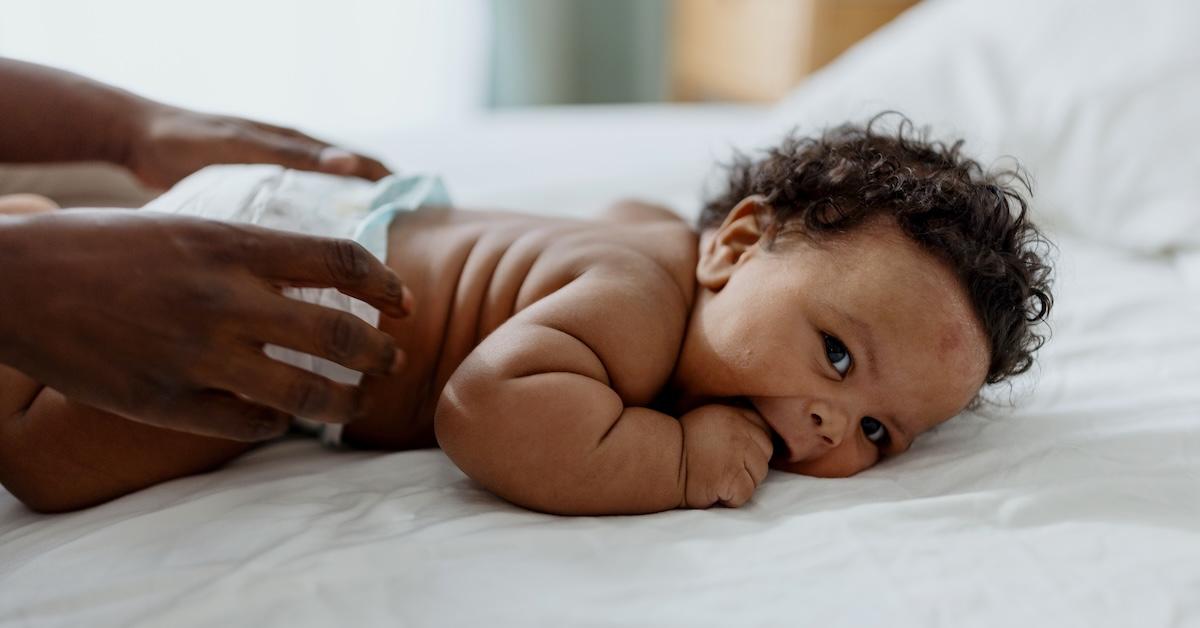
[0,57,389,186]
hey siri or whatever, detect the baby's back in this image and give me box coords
[348,203,698,449]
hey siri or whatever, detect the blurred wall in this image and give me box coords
[0,0,491,137]
[488,0,668,107]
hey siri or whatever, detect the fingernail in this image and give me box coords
[384,275,404,306]
[318,147,357,173]
[401,285,415,314]
[389,348,406,374]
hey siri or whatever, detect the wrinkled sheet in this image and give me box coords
[4,0,1200,625]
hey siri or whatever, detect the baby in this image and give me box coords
[0,116,1052,514]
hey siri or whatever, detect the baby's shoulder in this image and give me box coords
[533,227,695,403]
[562,218,698,306]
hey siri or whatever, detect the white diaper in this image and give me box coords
[143,165,450,446]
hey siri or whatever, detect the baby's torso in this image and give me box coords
[348,206,699,449]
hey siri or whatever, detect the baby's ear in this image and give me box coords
[696,195,772,290]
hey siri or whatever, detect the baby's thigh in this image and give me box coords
[0,388,255,512]
[0,193,59,215]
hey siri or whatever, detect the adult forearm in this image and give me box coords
[0,57,149,165]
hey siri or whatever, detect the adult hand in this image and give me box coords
[125,104,392,189]
[0,210,412,442]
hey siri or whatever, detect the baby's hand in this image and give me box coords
[679,404,773,509]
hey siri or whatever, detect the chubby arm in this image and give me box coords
[435,254,687,514]
[434,251,771,515]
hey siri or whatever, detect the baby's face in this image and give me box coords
[672,198,989,477]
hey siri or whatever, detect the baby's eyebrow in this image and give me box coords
[823,301,880,383]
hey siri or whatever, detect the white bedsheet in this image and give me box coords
[4,0,1200,626]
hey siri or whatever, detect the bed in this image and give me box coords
[3,0,1200,625]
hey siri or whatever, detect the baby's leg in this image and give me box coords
[0,383,255,513]
[0,193,58,215]
[0,195,255,512]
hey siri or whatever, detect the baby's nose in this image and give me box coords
[811,412,849,448]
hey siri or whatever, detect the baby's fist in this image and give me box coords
[679,403,773,509]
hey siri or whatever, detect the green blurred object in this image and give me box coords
[488,0,668,107]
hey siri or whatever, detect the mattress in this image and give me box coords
[4,0,1200,626]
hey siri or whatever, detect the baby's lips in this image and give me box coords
[749,396,805,463]
[769,428,790,462]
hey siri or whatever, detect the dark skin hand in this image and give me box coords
[0,57,407,440]
[0,209,412,441]
[126,105,391,189]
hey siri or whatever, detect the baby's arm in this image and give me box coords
[434,250,772,515]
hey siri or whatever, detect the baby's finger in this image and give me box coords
[738,407,771,433]
[748,453,770,488]
[748,421,774,461]
[720,469,757,508]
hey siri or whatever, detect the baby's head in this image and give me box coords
[671,115,1052,477]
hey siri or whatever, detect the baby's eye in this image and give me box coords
[822,333,852,376]
[861,417,890,448]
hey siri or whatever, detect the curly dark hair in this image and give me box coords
[700,114,1053,384]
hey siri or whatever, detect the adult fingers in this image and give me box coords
[214,348,366,425]
[243,124,392,182]
[227,126,326,172]
[242,227,412,318]
[248,119,313,140]
[249,295,404,377]
[144,390,292,442]
[327,150,391,182]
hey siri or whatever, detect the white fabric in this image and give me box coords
[4,0,1200,626]
[763,0,1200,254]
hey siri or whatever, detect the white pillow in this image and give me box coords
[763,0,1200,254]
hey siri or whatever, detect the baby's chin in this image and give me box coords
[769,456,869,478]
[764,420,877,479]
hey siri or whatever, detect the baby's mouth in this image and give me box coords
[745,396,804,464]
[769,428,792,463]
[730,396,788,460]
